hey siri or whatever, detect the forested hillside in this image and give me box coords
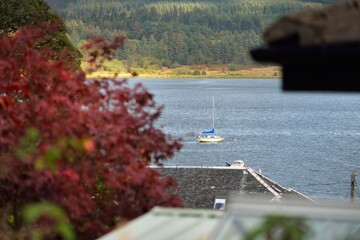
[45,0,335,68]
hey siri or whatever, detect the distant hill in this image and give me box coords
[45,0,338,68]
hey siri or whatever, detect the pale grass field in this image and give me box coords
[85,65,281,79]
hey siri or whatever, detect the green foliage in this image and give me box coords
[34,147,60,171]
[0,0,55,34]
[245,215,312,240]
[193,70,201,75]
[15,128,40,160]
[23,202,75,240]
[228,64,239,71]
[101,59,127,72]
[171,67,192,76]
[0,0,81,69]
[16,128,95,172]
[140,57,162,70]
[45,0,325,66]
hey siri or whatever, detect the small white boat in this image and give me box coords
[197,96,224,143]
[225,160,246,169]
[230,160,245,168]
[197,133,225,143]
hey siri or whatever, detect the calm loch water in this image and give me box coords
[129,78,360,201]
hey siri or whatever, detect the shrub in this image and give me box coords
[0,23,182,239]
[193,70,201,75]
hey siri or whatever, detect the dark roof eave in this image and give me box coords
[251,42,360,92]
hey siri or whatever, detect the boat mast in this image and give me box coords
[212,95,215,129]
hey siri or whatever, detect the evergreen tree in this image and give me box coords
[43,0,325,66]
[1,0,81,69]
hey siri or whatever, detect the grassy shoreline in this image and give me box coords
[85,65,281,79]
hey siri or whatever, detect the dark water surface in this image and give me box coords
[129,78,360,201]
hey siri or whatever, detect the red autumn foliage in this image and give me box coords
[0,23,182,238]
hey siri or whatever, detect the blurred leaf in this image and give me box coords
[15,127,40,160]
[23,202,75,240]
[8,214,15,225]
[35,147,60,172]
[245,215,311,240]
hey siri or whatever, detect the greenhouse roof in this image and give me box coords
[99,198,360,240]
[98,207,223,240]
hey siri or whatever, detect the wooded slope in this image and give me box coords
[46,0,335,68]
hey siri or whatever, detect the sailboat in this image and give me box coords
[197,96,225,143]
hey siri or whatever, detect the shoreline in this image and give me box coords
[85,66,281,79]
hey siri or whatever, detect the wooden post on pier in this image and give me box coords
[350,171,356,203]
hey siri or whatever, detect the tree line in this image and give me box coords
[46,0,327,67]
